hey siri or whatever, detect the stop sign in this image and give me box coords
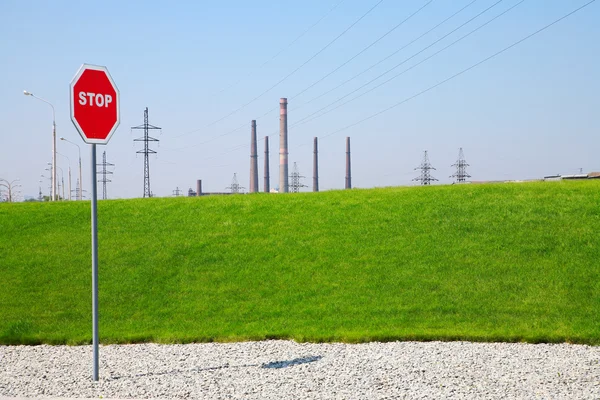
[70,64,120,144]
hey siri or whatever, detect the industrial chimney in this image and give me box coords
[196,179,202,196]
[345,137,352,189]
[313,137,319,192]
[279,98,289,193]
[264,136,270,193]
[249,120,258,193]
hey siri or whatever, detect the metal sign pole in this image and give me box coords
[91,143,99,381]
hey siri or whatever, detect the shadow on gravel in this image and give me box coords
[110,355,323,380]
[261,355,323,369]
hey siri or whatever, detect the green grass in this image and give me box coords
[0,181,599,345]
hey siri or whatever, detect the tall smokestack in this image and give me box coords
[264,136,270,193]
[345,137,352,189]
[279,98,288,193]
[249,120,258,193]
[196,179,202,196]
[313,137,319,192]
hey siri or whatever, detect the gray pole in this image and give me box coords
[79,154,83,200]
[279,98,288,193]
[90,144,99,381]
[264,136,270,193]
[52,120,57,201]
[68,167,72,201]
[250,120,258,193]
[345,137,352,189]
[313,137,319,192]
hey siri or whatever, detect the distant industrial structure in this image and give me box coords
[96,151,114,200]
[132,107,161,198]
[313,137,319,192]
[226,173,245,194]
[345,137,351,189]
[289,162,307,193]
[249,120,259,193]
[413,150,438,185]
[279,98,289,193]
[264,136,270,193]
[451,148,471,183]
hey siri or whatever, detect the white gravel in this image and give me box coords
[1,340,599,399]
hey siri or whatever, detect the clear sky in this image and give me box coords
[1,0,598,199]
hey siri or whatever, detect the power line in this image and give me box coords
[201,0,386,130]
[291,0,481,112]
[291,0,434,101]
[292,0,511,128]
[170,0,434,147]
[210,0,347,97]
[171,0,596,168]
[182,0,481,153]
[317,0,596,141]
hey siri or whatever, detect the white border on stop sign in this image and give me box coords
[69,64,120,145]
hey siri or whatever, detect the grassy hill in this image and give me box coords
[0,181,599,345]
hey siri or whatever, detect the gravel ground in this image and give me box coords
[0,341,599,399]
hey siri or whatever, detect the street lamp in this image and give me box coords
[57,152,72,201]
[60,137,83,201]
[24,90,57,201]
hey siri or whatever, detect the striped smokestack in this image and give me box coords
[345,137,352,189]
[313,137,319,192]
[264,136,270,193]
[249,120,258,193]
[279,98,288,193]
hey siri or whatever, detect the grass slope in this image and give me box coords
[0,181,599,345]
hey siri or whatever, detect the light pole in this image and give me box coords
[57,152,72,201]
[60,137,83,201]
[24,90,56,201]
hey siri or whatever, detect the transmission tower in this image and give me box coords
[132,107,161,198]
[96,151,114,200]
[450,147,471,183]
[289,162,307,193]
[413,150,438,185]
[226,173,245,194]
[172,187,183,197]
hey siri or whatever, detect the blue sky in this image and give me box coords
[1,0,598,199]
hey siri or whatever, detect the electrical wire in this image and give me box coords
[193,0,596,166]
[168,0,426,150]
[167,0,478,152]
[315,0,596,142]
[201,0,387,130]
[291,0,435,101]
[210,0,347,97]
[291,0,481,112]
[291,0,508,128]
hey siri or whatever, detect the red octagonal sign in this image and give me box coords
[70,64,120,144]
